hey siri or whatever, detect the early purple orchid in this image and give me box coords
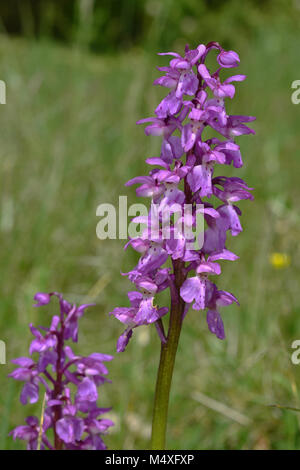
[111,41,255,352]
[109,41,255,449]
[9,292,114,450]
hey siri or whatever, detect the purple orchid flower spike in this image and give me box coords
[109,41,255,449]
[112,40,255,353]
[9,292,114,450]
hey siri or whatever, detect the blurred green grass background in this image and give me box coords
[1,0,300,450]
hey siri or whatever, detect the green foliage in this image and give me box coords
[0,0,299,53]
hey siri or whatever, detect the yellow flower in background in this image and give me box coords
[270,252,291,269]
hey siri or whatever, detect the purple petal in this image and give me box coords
[33,292,51,307]
[56,417,84,444]
[217,50,240,68]
[181,123,196,152]
[180,277,200,303]
[11,357,34,368]
[20,383,39,405]
[76,377,98,402]
[187,164,213,197]
[196,261,221,275]
[117,329,133,353]
[216,290,239,307]
[208,249,239,262]
[206,310,225,339]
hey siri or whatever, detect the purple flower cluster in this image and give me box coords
[9,292,114,450]
[110,42,255,350]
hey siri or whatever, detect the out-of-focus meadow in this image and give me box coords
[0,0,300,450]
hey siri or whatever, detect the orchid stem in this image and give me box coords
[151,260,185,450]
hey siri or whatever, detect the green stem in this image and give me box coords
[151,260,185,450]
